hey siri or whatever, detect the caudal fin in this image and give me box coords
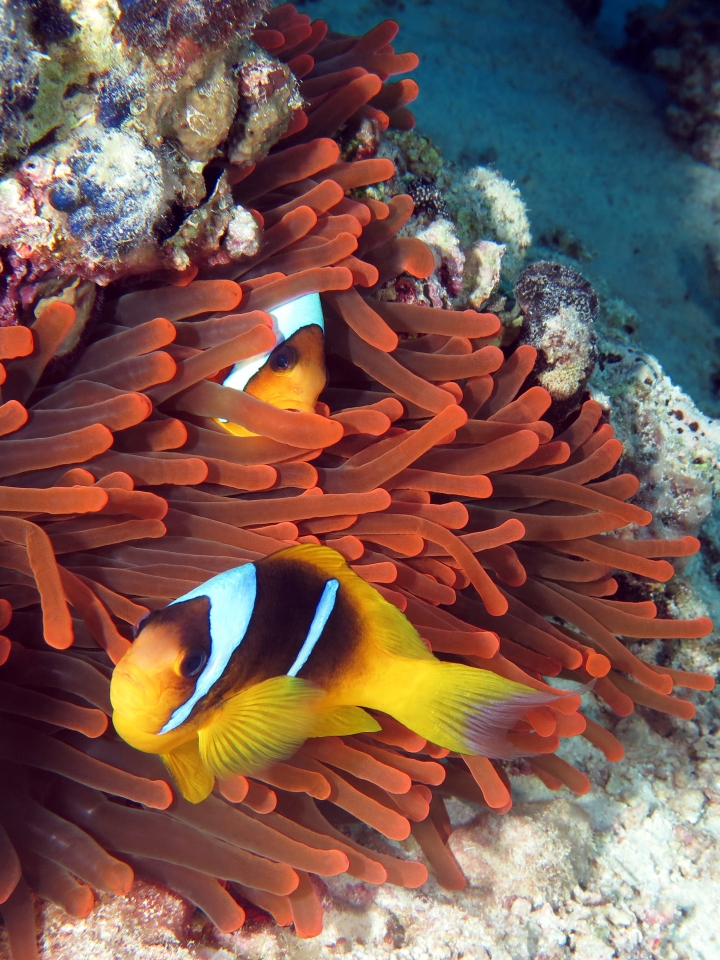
[393,660,586,759]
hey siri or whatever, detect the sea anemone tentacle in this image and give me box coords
[0,7,714,955]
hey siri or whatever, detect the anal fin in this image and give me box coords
[310,705,381,739]
[162,739,215,804]
[198,675,322,780]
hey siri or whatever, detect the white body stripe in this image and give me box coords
[222,292,324,394]
[160,564,257,734]
[287,578,339,678]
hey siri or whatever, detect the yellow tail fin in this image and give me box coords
[390,660,570,758]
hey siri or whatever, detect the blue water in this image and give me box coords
[596,0,662,46]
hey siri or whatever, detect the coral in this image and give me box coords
[0,2,42,170]
[410,218,465,308]
[0,7,714,957]
[0,0,303,323]
[62,129,165,262]
[623,0,720,168]
[463,240,506,310]
[515,260,599,422]
[381,130,445,183]
[592,297,720,542]
[376,131,531,309]
[224,207,261,261]
[404,177,451,223]
[457,165,532,275]
[589,297,720,678]
[115,0,267,50]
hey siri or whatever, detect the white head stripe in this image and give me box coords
[273,291,325,341]
[160,564,257,734]
[287,579,339,678]
[222,292,324,394]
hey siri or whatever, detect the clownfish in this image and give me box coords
[110,544,567,803]
[217,292,326,438]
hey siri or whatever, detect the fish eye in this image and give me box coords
[132,612,150,639]
[269,343,298,373]
[181,649,207,678]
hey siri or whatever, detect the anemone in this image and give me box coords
[0,6,714,957]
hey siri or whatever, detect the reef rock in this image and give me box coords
[0,0,298,324]
[515,260,598,422]
[592,297,719,543]
[369,131,531,312]
[457,164,532,278]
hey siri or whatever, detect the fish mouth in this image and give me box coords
[274,399,318,414]
[112,708,168,753]
[110,664,164,725]
[112,695,196,756]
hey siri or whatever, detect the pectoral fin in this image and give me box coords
[162,739,215,804]
[310,705,381,738]
[198,675,322,780]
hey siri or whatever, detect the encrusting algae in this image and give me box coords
[0,4,715,957]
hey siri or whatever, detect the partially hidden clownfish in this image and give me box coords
[217,292,326,437]
[110,544,578,803]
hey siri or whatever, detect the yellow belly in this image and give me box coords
[308,652,428,738]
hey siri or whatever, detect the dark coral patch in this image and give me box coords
[515,260,598,423]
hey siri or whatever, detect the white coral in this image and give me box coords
[224,205,260,259]
[64,0,122,73]
[0,177,52,250]
[464,239,506,308]
[414,217,465,306]
[462,165,532,275]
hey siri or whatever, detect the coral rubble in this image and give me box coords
[0,5,715,959]
[370,130,532,310]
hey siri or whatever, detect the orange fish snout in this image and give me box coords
[110,662,167,732]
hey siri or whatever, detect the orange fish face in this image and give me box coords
[216,291,328,438]
[110,598,212,753]
[218,323,327,438]
[244,323,326,413]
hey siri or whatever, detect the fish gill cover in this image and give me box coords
[0,2,715,957]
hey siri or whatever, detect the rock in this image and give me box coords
[622,1,720,170]
[0,0,301,324]
[515,260,599,421]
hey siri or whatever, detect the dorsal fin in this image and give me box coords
[265,544,434,662]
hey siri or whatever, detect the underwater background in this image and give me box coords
[0,0,719,958]
[309,0,720,418]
